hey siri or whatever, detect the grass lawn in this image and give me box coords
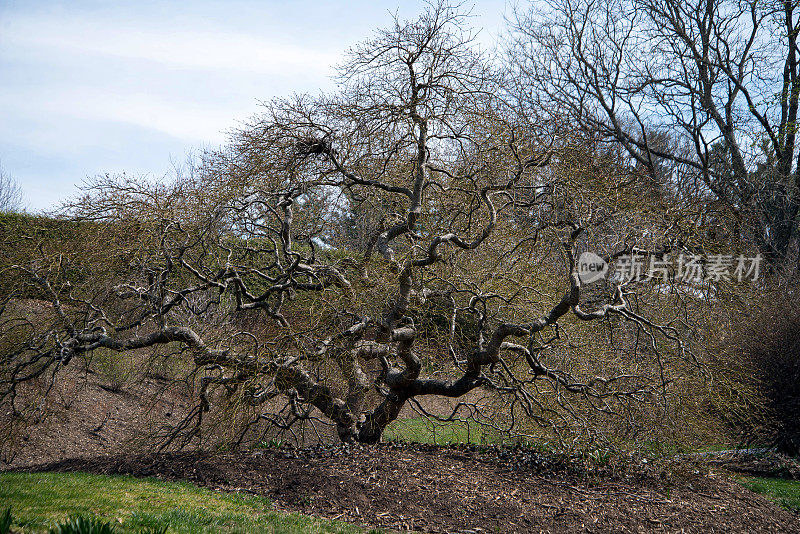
[740,476,800,515]
[382,417,514,446]
[0,472,381,533]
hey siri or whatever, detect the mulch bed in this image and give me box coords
[2,367,798,532]
[17,443,800,533]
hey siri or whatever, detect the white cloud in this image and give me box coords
[3,14,340,77]
[43,90,242,143]
[0,9,340,153]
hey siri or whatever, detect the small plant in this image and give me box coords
[587,448,612,467]
[90,349,135,394]
[257,438,283,449]
[0,507,12,534]
[48,515,116,534]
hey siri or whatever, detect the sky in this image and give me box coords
[0,0,510,212]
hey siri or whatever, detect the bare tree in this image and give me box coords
[0,163,23,213]
[510,0,800,269]
[1,2,697,450]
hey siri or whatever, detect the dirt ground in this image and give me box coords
[20,445,800,533]
[1,367,799,533]
[0,369,190,467]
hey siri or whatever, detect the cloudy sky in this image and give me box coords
[0,0,509,212]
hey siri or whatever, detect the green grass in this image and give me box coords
[0,472,382,533]
[383,417,515,446]
[741,476,800,514]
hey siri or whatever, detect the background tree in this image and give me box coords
[0,163,24,213]
[509,0,800,271]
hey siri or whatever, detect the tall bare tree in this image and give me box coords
[510,0,800,269]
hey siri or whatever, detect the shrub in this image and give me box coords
[737,295,800,456]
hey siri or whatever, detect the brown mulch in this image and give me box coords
[16,443,800,533]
